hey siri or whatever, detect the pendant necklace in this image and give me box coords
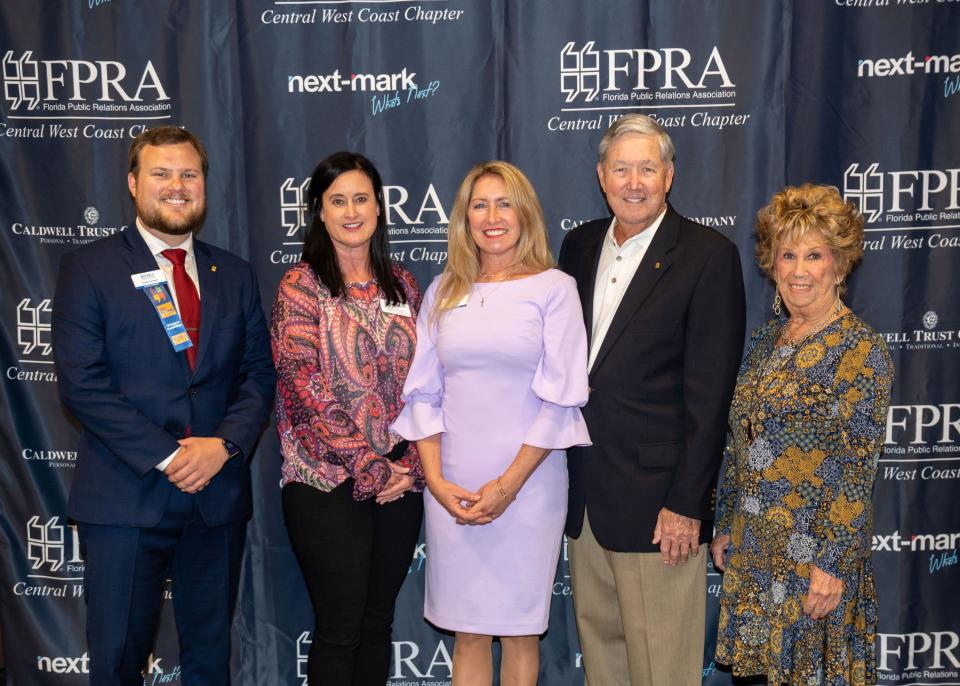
[477,265,518,307]
[778,305,840,347]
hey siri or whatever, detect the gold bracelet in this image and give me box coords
[496,477,515,503]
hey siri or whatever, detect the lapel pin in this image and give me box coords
[654,261,661,269]
[211,265,217,272]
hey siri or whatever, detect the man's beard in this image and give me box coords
[138,198,207,237]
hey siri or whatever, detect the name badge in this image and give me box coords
[130,269,167,288]
[380,299,412,317]
[133,281,194,353]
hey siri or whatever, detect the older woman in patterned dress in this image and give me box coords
[271,152,424,685]
[711,184,893,686]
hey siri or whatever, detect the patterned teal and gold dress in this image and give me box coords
[715,313,893,686]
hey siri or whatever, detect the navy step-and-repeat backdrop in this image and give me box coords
[1,1,958,684]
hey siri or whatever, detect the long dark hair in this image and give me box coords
[301,152,406,304]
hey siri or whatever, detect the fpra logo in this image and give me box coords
[271,177,449,266]
[560,42,601,103]
[391,640,453,681]
[843,163,884,222]
[27,515,71,572]
[2,50,39,109]
[280,178,312,237]
[296,631,310,685]
[296,632,452,683]
[886,402,960,447]
[559,42,735,103]
[847,161,960,252]
[843,162,960,223]
[9,297,57,382]
[14,515,84,599]
[17,298,52,357]
[2,50,170,112]
[551,42,747,134]
[877,631,960,674]
[278,178,448,236]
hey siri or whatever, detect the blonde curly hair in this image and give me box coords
[755,183,864,292]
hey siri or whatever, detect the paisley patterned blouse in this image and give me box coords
[271,261,424,500]
[715,313,893,686]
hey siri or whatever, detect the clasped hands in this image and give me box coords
[710,533,843,620]
[428,476,513,525]
[164,436,230,493]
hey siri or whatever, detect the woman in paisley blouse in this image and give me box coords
[711,184,893,686]
[271,152,424,685]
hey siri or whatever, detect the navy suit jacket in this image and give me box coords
[558,205,745,552]
[53,226,275,528]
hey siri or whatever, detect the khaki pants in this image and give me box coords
[569,511,706,686]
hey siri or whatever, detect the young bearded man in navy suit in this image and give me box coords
[53,126,275,685]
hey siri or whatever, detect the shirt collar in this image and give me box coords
[604,207,668,251]
[136,218,194,259]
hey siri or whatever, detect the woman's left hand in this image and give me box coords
[376,462,415,505]
[803,564,843,620]
[462,479,513,525]
[710,534,731,571]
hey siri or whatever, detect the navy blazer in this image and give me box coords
[558,205,745,552]
[53,226,275,528]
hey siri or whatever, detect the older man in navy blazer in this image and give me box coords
[52,126,275,685]
[559,114,745,685]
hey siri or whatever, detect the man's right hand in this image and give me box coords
[652,507,701,566]
[164,437,229,493]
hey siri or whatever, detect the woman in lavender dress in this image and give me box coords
[392,161,591,685]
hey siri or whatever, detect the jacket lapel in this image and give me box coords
[193,240,220,374]
[120,224,165,280]
[589,207,680,378]
[578,223,606,350]
[120,226,194,376]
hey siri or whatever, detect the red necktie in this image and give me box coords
[161,248,200,371]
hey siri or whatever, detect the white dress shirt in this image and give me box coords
[588,209,667,371]
[136,221,201,470]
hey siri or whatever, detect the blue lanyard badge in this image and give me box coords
[130,270,194,352]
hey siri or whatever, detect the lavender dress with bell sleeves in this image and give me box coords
[392,269,591,635]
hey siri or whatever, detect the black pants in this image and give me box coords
[282,479,423,686]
